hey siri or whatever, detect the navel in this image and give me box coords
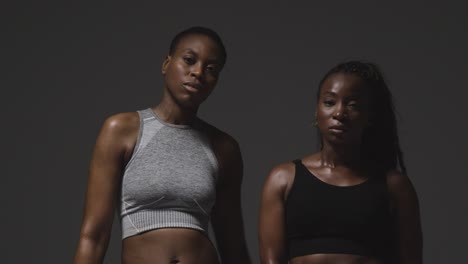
[169,257,180,264]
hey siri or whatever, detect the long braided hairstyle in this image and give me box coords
[317,61,407,175]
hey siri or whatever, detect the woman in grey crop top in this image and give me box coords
[259,61,423,264]
[74,27,251,264]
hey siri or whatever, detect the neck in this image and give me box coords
[153,89,198,125]
[320,141,363,169]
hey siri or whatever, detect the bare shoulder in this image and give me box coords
[212,129,239,156]
[385,170,419,204]
[267,162,295,184]
[196,119,240,162]
[95,112,140,159]
[263,162,296,200]
[101,112,140,137]
[386,170,413,192]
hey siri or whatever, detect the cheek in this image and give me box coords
[315,111,330,131]
[205,71,219,82]
[349,115,370,135]
[167,62,187,77]
[174,63,189,76]
[354,111,370,125]
[202,85,217,98]
[316,107,332,121]
[208,77,218,87]
[203,76,219,91]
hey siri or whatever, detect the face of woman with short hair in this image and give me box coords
[162,33,224,109]
[316,73,372,147]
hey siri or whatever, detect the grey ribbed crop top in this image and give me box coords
[120,108,219,239]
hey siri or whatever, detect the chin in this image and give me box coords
[326,135,355,145]
[177,94,206,109]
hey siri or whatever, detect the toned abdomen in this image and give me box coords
[122,228,219,264]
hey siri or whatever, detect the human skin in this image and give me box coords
[74,33,251,264]
[258,73,422,264]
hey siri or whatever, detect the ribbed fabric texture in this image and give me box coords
[122,210,207,236]
[120,108,219,239]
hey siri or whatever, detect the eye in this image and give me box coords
[323,100,335,107]
[206,65,220,75]
[183,57,196,65]
[348,102,359,110]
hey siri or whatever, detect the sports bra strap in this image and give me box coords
[292,159,302,165]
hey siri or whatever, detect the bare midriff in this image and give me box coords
[122,228,219,264]
[290,253,384,264]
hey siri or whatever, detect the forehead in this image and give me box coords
[320,73,369,98]
[173,34,222,60]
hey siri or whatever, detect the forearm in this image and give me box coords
[398,251,423,264]
[397,225,423,264]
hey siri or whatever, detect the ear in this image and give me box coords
[313,110,318,126]
[161,55,171,75]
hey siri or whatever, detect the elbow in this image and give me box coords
[260,252,286,264]
[78,227,111,247]
[79,219,113,244]
[260,259,284,264]
[258,242,287,264]
[74,231,111,264]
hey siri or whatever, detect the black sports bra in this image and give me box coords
[285,159,395,261]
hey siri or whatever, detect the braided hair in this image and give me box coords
[317,61,407,175]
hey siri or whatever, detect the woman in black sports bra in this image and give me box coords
[259,61,423,264]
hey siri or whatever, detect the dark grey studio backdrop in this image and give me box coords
[6,1,468,263]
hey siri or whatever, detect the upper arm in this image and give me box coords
[210,133,251,263]
[79,112,139,240]
[258,163,294,264]
[387,171,423,264]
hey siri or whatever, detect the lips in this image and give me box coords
[328,125,347,133]
[183,82,202,93]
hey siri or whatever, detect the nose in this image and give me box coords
[190,63,203,79]
[332,104,347,120]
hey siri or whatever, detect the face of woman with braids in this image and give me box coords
[316,73,372,147]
